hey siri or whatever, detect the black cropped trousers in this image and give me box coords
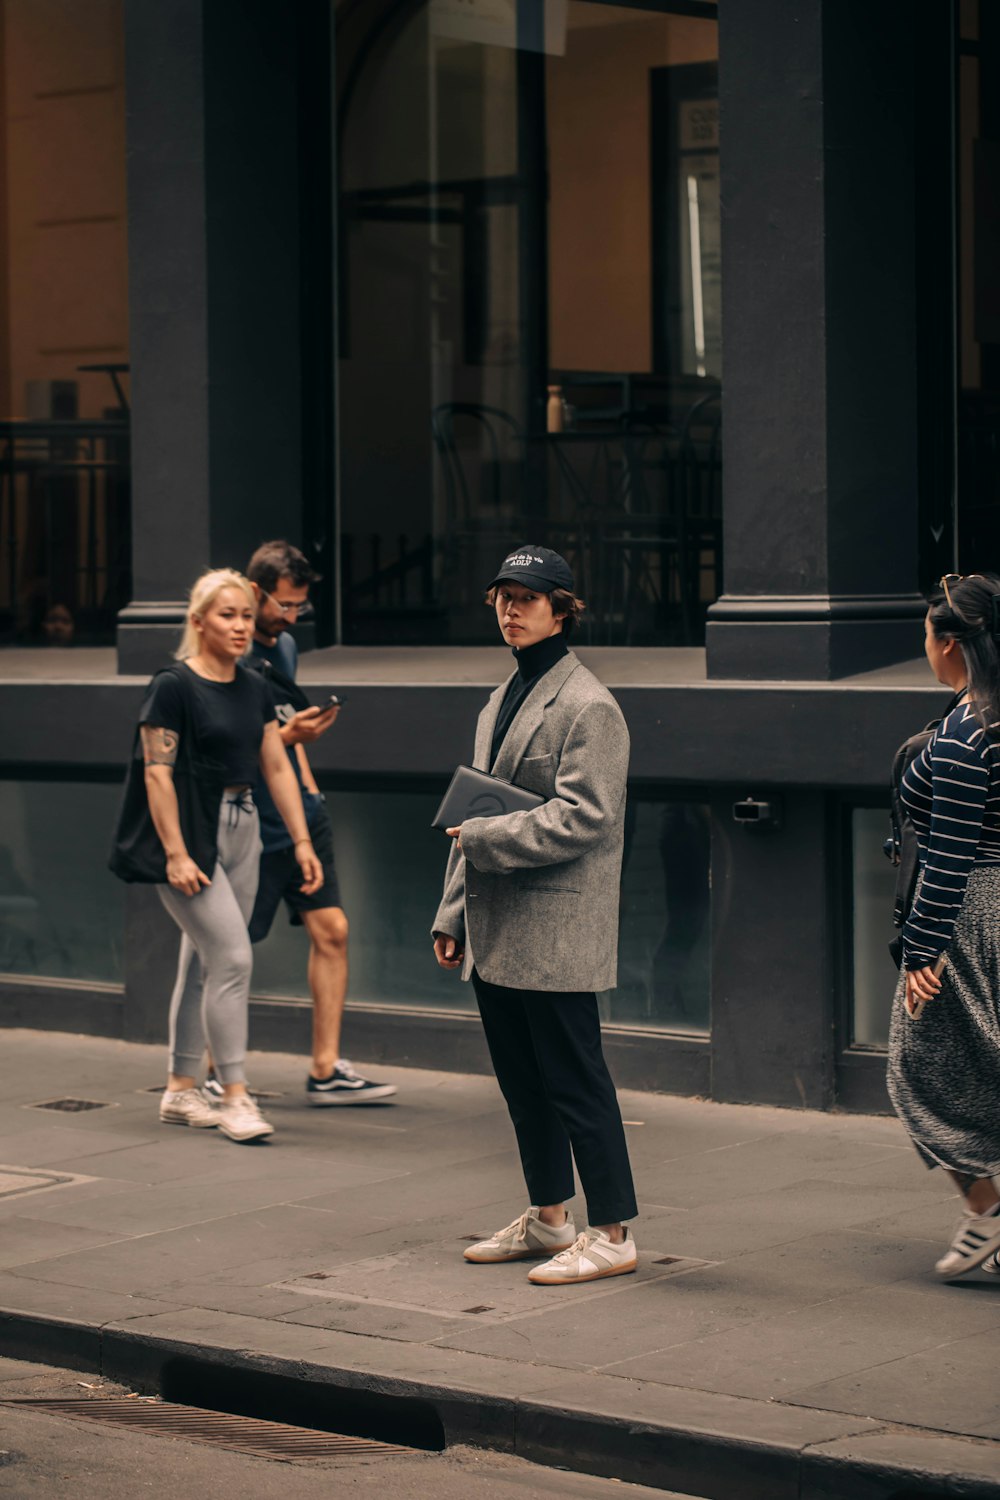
[472,970,637,1226]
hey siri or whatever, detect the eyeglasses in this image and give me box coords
[261,589,314,621]
[940,574,963,612]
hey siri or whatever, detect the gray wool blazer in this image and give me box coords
[432,651,630,993]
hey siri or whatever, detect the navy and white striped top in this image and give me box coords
[901,700,1000,969]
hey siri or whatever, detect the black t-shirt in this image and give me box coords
[140,662,276,785]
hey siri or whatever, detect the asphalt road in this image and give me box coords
[0,1359,704,1500]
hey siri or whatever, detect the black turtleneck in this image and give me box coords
[490,631,569,770]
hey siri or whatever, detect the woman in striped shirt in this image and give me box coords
[888,572,1000,1280]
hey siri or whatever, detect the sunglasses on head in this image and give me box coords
[939,574,988,613]
[939,574,1000,642]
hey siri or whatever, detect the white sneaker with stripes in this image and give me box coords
[464,1207,576,1263]
[528,1225,637,1285]
[935,1209,1000,1279]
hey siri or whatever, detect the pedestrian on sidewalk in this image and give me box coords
[113,569,322,1143]
[432,545,638,1286]
[181,544,396,1106]
[888,572,1000,1279]
[240,540,396,1105]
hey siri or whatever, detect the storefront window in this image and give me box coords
[851,808,899,1048]
[0,779,124,983]
[335,0,719,647]
[956,1,1000,571]
[253,782,710,1033]
[0,0,130,647]
[607,795,711,1031]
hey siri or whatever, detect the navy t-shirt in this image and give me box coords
[249,633,325,852]
[140,662,274,785]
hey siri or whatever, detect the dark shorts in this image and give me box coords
[248,804,342,943]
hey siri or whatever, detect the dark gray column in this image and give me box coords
[706,0,927,680]
[119,0,305,673]
[709,791,835,1109]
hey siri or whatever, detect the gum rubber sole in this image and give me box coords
[528,1259,637,1286]
[463,1246,553,1263]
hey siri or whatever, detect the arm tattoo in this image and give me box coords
[141,726,179,767]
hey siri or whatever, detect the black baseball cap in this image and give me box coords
[488,545,574,594]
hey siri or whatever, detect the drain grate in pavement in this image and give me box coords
[25,1097,116,1113]
[0,1399,414,1462]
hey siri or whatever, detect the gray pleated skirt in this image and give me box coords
[887,865,1000,1175]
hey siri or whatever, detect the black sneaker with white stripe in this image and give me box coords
[306,1060,397,1106]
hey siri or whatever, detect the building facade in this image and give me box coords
[1,0,997,1114]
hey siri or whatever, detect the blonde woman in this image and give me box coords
[138,570,322,1142]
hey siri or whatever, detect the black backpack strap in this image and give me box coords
[243,653,310,714]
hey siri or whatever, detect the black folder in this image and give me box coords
[431,765,545,830]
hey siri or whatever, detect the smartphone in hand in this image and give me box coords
[906,953,947,1020]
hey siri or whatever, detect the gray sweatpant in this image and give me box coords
[157,795,261,1085]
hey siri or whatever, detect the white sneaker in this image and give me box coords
[935,1209,1000,1279]
[159,1088,219,1129]
[216,1093,274,1143]
[463,1206,576,1263]
[528,1226,637,1285]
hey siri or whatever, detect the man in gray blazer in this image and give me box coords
[433,545,637,1286]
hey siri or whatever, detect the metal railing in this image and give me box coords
[0,418,131,644]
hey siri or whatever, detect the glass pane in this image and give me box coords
[0,779,125,982]
[0,0,131,647]
[336,0,720,646]
[604,797,710,1031]
[956,6,1000,569]
[338,2,525,647]
[253,785,476,1012]
[544,3,721,646]
[253,785,709,1033]
[851,808,899,1048]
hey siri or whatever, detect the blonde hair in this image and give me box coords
[175,569,256,660]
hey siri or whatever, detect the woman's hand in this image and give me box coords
[294,839,323,895]
[905,965,943,1012]
[446,825,462,849]
[166,852,211,897]
[433,933,464,969]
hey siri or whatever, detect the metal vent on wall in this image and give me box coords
[0,1400,414,1462]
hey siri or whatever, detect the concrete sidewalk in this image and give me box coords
[1,1029,999,1499]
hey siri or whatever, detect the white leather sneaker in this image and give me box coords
[463,1206,576,1263]
[528,1226,637,1285]
[935,1210,1000,1279]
